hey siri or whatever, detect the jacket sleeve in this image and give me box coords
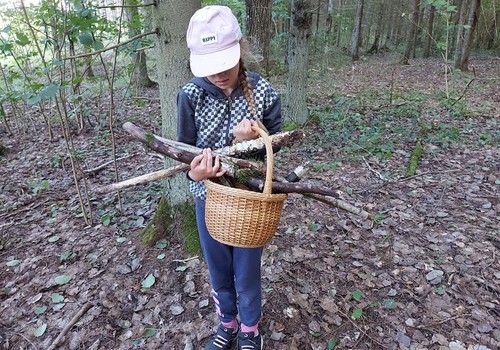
[177,89,197,146]
[262,94,282,136]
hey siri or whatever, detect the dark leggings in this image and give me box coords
[195,197,263,327]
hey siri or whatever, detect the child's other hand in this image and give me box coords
[233,119,259,142]
[188,148,226,181]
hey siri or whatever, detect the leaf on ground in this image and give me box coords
[6,259,21,267]
[51,292,64,303]
[141,274,155,288]
[54,275,71,285]
[34,323,47,337]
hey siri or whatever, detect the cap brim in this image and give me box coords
[189,43,240,77]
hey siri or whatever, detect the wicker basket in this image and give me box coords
[205,126,287,248]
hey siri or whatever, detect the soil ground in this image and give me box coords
[0,55,499,350]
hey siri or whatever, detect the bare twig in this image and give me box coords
[96,3,156,9]
[304,194,372,221]
[173,256,200,263]
[64,30,157,60]
[47,302,94,350]
[450,77,476,107]
[84,153,138,175]
[362,157,386,181]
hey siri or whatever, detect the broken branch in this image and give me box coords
[94,164,189,194]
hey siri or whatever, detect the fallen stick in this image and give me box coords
[84,153,138,175]
[47,302,94,350]
[304,194,372,220]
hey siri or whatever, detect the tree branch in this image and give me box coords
[122,122,372,220]
[96,3,156,9]
[63,30,157,60]
[94,164,189,194]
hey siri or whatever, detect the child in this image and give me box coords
[177,5,282,350]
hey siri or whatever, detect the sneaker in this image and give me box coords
[238,331,263,350]
[204,324,238,350]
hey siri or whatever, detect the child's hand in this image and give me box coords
[187,148,226,181]
[233,119,259,142]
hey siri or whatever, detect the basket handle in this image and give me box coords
[251,125,274,195]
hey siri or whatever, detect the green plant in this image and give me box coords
[313,161,340,172]
[29,179,49,195]
[372,214,385,224]
[478,131,498,145]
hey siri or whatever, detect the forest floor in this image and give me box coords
[0,54,499,350]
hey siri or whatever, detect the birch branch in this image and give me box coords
[94,164,189,194]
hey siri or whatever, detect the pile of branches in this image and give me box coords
[95,122,372,221]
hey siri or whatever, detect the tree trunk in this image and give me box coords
[402,0,420,65]
[126,0,156,88]
[284,0,313,126]
[484,6,499,49]
[326,0,334,37]
[449,0,466,59]
[314,0,321,35]
[413,1,425,57]
[351,0,364,60]
[245,0,273,73]
[455,0,481,71]
[153,0,200,205]
[367,0,383,54]
[423,5,436,58]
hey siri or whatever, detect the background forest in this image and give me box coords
[0,0,499,350]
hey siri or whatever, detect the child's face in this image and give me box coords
[207,62,240,96]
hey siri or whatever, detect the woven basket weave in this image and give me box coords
[205,126,287,248]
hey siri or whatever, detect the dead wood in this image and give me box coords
[94,164,189,194]
[244,177,372,220]
[122,122,267,174]
[47,302,94,350]
[122,122,373,220]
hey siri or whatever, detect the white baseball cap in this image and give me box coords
[186,6,242,77]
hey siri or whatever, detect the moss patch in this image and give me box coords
[176,202,201,256]
[0,143,8,157]
[406,139,423,177]
[139,194,173,246]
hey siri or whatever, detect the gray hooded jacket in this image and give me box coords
[177,71,282,199]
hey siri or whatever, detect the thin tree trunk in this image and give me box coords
[449,0,466,60]
[367,1,383,54]
[455,0,481,71]
[126,0,156,88]
[413,2,425,58]
[326,0,334,37]
[423,5,436,58]
[351,0,364,61]
[402,0,420,65]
